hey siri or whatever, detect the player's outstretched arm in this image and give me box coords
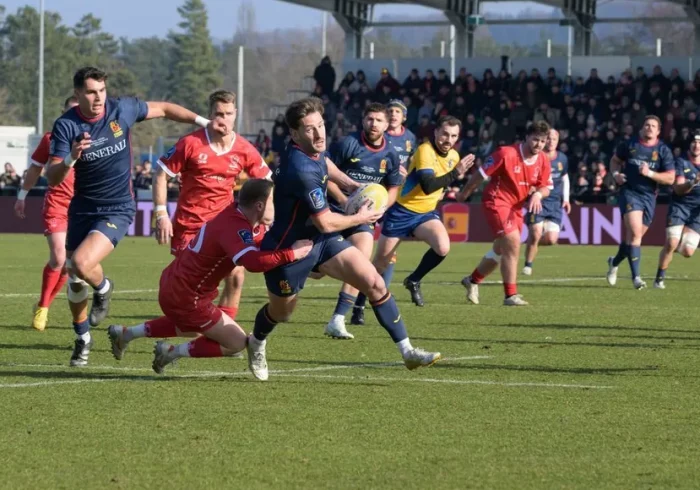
[14,165,43,219]
[236,239,313,273]
[610,155,627,185]
[311,203,383,234]
[326,158,360,193]
[145,102,209,127]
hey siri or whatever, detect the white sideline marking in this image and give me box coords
[274,373,614,390]
[0,356,490,389]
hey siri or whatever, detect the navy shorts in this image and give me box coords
[66,201,135,252]
[341,223,374,239]
[381,203,439,238]
[667,202,700,234]
[619,188,656,227]
[263,233,352,297]
[526,198,562,226]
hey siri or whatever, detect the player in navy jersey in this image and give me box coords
[654,131,700,288]
[245,97,442,381]
[605,116,675,290]
[323,102,403,339]
[523,129,570,275]
[351,99,415,326]
[46,66,216,367]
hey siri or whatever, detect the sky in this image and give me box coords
[0,0,551,39]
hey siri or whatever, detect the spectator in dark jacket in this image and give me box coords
[376,67,400,94]
[313,56,336,96]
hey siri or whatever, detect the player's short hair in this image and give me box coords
[208,90,237,112]
[363,102,389,119]
[63,96,78,109]
[73,66,107,89]
[286,97,324,130]
[436,115,462,131]
[644,115,662,128]
[238,179,274,208]
[526,120,551,137]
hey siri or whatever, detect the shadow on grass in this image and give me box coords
[487,323,700,336]
[411,336,700,350]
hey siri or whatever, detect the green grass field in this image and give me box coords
[1,234,700,489]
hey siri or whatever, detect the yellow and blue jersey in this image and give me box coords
[397,141,459,213]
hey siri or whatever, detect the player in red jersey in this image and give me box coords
[14,96,79,331]
[107,179,312,374]
[457,121,553,306]
[153,90,271,322]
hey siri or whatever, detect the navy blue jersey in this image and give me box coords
[545,151,568,203]
[672,156,700,209]
[386,126,416,169]
[50,97,148,208]
[267,145,330,248]
[615,137,674,195]
[329,131,402,211]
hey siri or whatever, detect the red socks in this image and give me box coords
[470,268,486,285]
[219,306,238,320]
[145,316,178,338]
[39,264,68,308]
[504,283,517,297]
[188,336,223,358]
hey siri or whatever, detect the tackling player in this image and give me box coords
[245,97,441,381]
[458,121,553,306]
[154,90,271,321]
[351,98,416,326]
[605,116,674,289]
[522,129,570,275]
[654,131,700,288]
[323,102,403,340]
[107,180,311,373]
[373,116,473,307]
[46,66,215,367]
[14,96,78,331]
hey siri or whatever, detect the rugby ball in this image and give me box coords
[345,183,389,215]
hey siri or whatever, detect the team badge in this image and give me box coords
[558,162,563,172]
[482,156,495,171]
[238,229,254,244]
[308,188,326,210]
[110,121,123,138]
[652,151,658,161]
[229,155,241,171]
[279,280,292,295]
[405,140,412,152]
[626,203,633,211]
[198,153,208,164]
[379,159,387,174]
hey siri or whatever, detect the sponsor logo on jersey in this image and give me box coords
[229,155,241,171]
[110,121,123,138]
[164,145,176,159]
[321,174,328,184]
[309,187,326,210]
[279,280,292,294]
[350,158,361,163]
[198,153,208,164]
[82,139,127,162]
[379,159,387,174]
[361,166,375,174]
[482,156,495,171]
[238,229,254,244]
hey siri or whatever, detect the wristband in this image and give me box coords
[194,115,210,128]
[533,191,543,199]
[17,189,28,200]
[155,205,168,212]
[648,170,656,178]
[63,154,77,168]
[612,171,620,177]
[155,214,169,221]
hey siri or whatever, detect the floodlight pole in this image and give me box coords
[37,0,45,134]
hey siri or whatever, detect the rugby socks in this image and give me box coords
[219,306,238,320]
[142,317,177,339]
[94,277,110,294]
[354,257,397,310]
[524,260,533,268]
[333,292,357,317]
[73,319,90,343]
[469,268,486,285]
[39,264,65,308]
[628,245,642,278]
[186,336,223,358]
[51,269,69,303]
[252,305,277,342]
[504,283,518,298]
[406,249,445,283]
[354,294,367,310]
[370,292,408,343]
[612,243,629,267]
[655,268,666,283]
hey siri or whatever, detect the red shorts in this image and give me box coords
[42,204,68,236]
[483,202,523,237]
[170,230,197,257]
[158,274,221,333]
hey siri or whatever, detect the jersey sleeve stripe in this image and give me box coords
[478,166,489,180]
[157,159,177,178]
[312,208,330,217]
[30,159,45,168]
[232,246,258,265]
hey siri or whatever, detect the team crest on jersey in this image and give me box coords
[379,159,387,174]
[229,155,241,171]
[110,121,123,138]
[279,280,292,294]
[558,162,563,172]
[198,153,208,164]
[309,187,326,210]
[482,156,495,171]
[164,145,176,159]
[448,159,455,169]
[626,203,633,211]
[652,151,658,161]
[405,140,412,152]
[238,229,254,244]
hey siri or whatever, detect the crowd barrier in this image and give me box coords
[1,197,669,246]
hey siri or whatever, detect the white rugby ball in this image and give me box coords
[345,183,389,215]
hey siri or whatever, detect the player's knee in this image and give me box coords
[679,232,699,257]
[227,267,245,288]
[484,249,501,264]
[67,277,89,303]
[267,298,296,323]
[433,241,450,257]
[364,272,387,300]
[541,233,558,246]
[69,255,90,279]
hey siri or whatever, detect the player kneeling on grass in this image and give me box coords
[522,129,571,276]
[107,179,312,374]
[654,131,700,289]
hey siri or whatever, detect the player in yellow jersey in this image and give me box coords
[373,115,474,306]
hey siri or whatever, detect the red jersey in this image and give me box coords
[480,144,553,208]
[31,132,74,210]
[162,204,293,307]
[157,128,271,240]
